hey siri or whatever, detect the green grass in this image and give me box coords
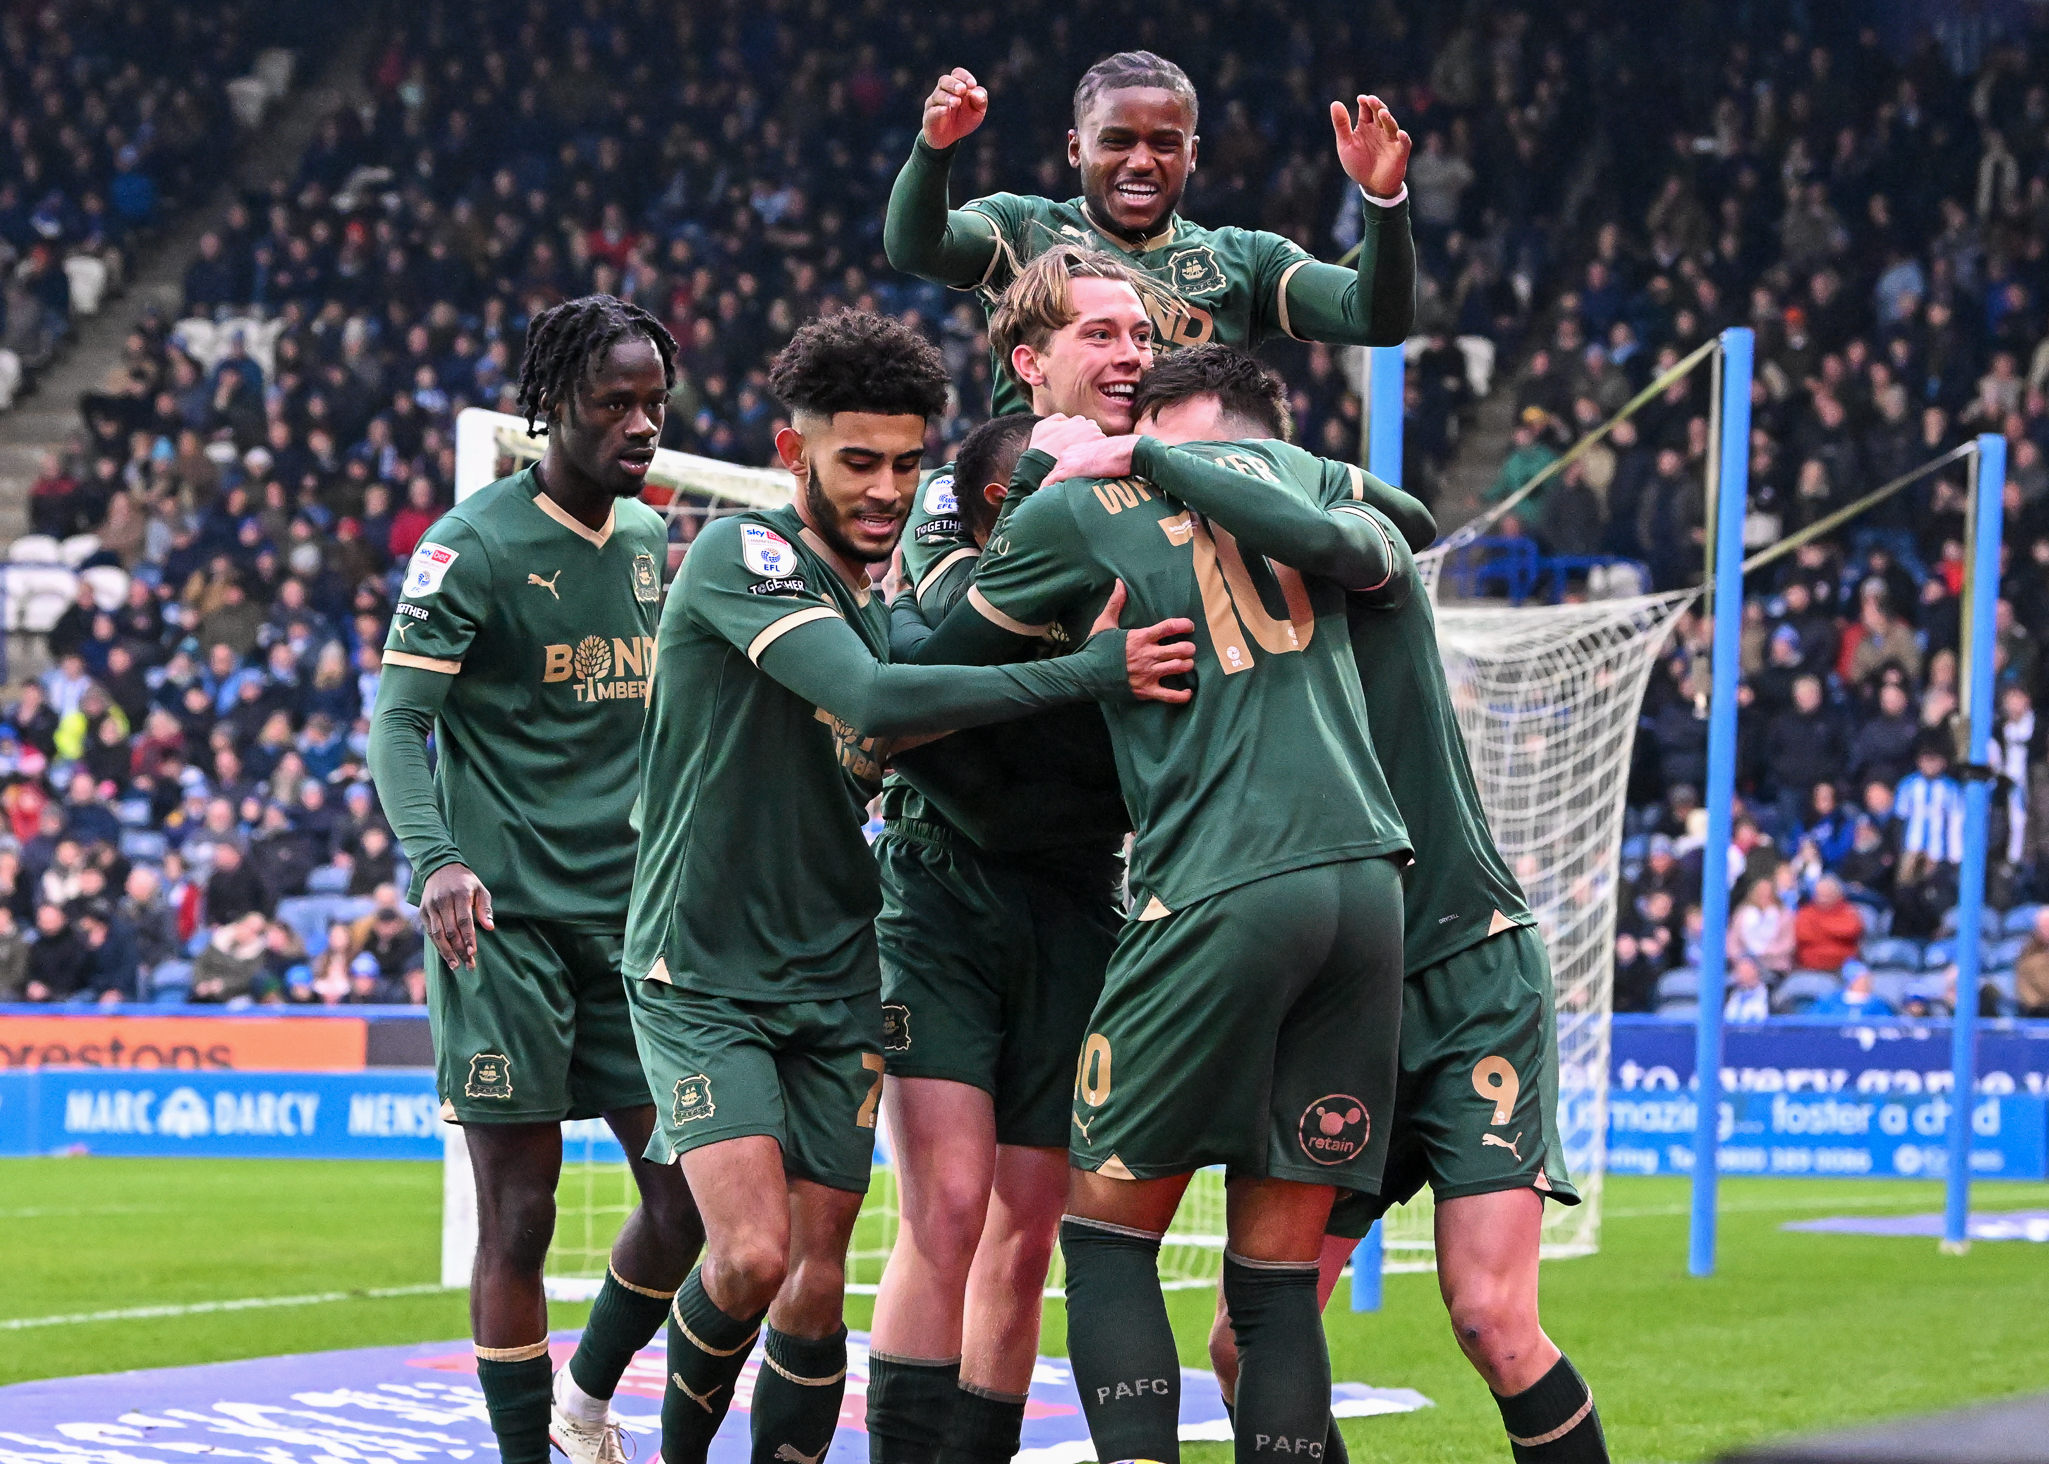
[2,1162,2046,1461]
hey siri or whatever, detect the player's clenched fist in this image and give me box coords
[1028,412,1107,462]
[421,861,495,970]
[922,67,988,150]
[1091,580,1196,704]
[1330,93,1411,198]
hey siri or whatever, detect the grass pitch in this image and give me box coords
[2,1159,2044,1461]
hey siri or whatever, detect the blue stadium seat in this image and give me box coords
[2004,905,2043,937]
[1847,899,1891,936]
[1656,999,1700,1019]
[1868,968,1917,1008]
[1774,970,1841,1014]
[1657,967,1700,1004]
[1990,935,2029,968]
[1923,939,1956,969]
[1862,936,1923,969]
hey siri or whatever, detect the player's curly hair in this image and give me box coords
[1073,50,1198,130]
[768,311,949,421]
[1129,343,1293,441]
[953,413,1040,541]
[988,244,1161,385]
[515,294,679,435]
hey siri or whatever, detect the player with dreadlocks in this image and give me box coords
[369,294,703,1464]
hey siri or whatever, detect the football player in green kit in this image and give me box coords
[885,48,1416,420]
[1059,346,1610,1464]
[620,311,1196,1464]
[866,246,1161,1464]
[905,345,1414,1464]
[367,296,704,1464]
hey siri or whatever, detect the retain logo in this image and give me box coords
[542,634,658,701]
[466,1053,513,1100]
[1298,1094,1369,1166]
[672,1074,715,1125]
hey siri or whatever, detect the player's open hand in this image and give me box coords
[922,68,988,150]
[1330,94,1411,198]
[1046,433,1141,486]
[1091,580,1195,704]
[422,862,495,970]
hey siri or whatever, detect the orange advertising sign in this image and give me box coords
[0,1016,368,1071]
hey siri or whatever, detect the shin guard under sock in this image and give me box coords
[1060,1216,1179,1464]
[750,1324,849,1464]
[566,1265,677,1408]
[1493,1354,1608,1463]
[474,1344,552,1464]
[662,1267,764,1464]
[939,1381,1028,1464]
[867,1353,961,1464]
[1221,1254,1330,1464]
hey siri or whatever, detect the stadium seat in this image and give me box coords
[0,564,80,632]
[118,830,167,862]
[1656,999,1700,1019]
[80,564,129,610]
[59,533,102,568]
[1774,970,1841,1014]
[1847,899,1891,935]
[1990,934,2028,968]
[63,254,108,316]
[2003,905,2042,937]
[1937,905,1961,937]
[305,864,352,894]
[1923,940,1956,969]
[1868,968,1917,1008]
[1656,967,1700,1004]
[1988,970,2019,1010]
[0,347,19,410]
[1861,936,1923,969]
[6,534,62,564]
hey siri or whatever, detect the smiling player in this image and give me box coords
[885,49,1416,418]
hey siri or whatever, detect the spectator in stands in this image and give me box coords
[1612,930,1662,1015]
[1725,957,1771,1024]
[0,908,26,999]
[76,903,138,1004]
[1728,875,1795,978]
[22,902,90,1001]
[203,842,271,925]
[1849,682,1920,790]
[188,910,270,1004]
[1894,743,1966,937]
[1765,676,1845,833]
[1794,876,1865,975]
[1806,961,1894,1020]
[119,866,182,996]
[2016,908,2049,1019]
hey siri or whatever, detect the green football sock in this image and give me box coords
[750,1324,849,1464]
[1221,1253,1329,1464]
[567,1266,676,1404]
[939,1380,1028,1464]
[473,1345,553,1464]
[1060,1216,1179,1464]
[662,1267,764,1464]
[867,1351,961,1464]
[1494,1354,1609,1463]
[1325,1415,1350,1464]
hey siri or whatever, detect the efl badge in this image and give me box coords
[405,542,460,597]
[881,1003,911,1054]
[672,1074,715,1125]
[740,524,794,577]
[632,552,659,602]
[923,473,958,516]
[465,1052,513,1100]
[1298,1094,1369,1166]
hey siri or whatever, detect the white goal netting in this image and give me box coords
[440,415,1688,1293]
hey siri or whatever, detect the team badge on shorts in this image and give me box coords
[672,1074,715,1125]
[632,552,659,602]
[881,1003,911,1054]
[465,1052,513,1100]
[1298,1094,1369,1166]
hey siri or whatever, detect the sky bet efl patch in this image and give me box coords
[741,523,795,577]
[403,541,459,596]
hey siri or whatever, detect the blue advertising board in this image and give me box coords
[0,1067,443,1160]
[1609,1015,2049,1098]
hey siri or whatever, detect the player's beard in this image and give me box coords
[803,472,898,565]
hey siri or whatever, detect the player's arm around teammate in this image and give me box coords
[368,297,704,1464]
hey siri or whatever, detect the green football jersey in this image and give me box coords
[904,462,975,595]
[379,468,667,921]
[626,504,893,1003]
[966,441,1410,914]
[1344,545,1536,974]
[959,192,1328,416]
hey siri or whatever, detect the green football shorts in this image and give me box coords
[428,917,652,1124]
[1327,923,1581,1238]
[626,976,883,1194]
[876,823,1120,1148]
[1069,856,1406,1191]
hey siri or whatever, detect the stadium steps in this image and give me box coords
[0,20,380,622]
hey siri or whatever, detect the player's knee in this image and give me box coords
[642,1172,707,1249]
[710,1235,789,1311]
[477,1186,556,1275]
[1445,1283,1539,1381]
[902,1175,991,1266]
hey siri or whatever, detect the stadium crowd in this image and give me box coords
[1,0,2047,1022]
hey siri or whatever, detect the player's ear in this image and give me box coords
[1186,133,1198,172]
[1067,129,1081,169]
[1011,344,1048,389]
[983,481,1007,508]
[774,424,807,477]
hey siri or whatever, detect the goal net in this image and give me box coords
[439,413,1686,1294]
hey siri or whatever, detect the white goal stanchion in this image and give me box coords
[439,414,1686,1294]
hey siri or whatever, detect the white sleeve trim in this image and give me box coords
[968,584,1052,637]
[745,605,842,664]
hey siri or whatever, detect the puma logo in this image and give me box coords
[1482,1132,1523,1161]
[1073,1112,1097,1141]
[529,571,561,599]
[775,1446,827,1464]
[673,1372,722,1412]
[394,622,407,641]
